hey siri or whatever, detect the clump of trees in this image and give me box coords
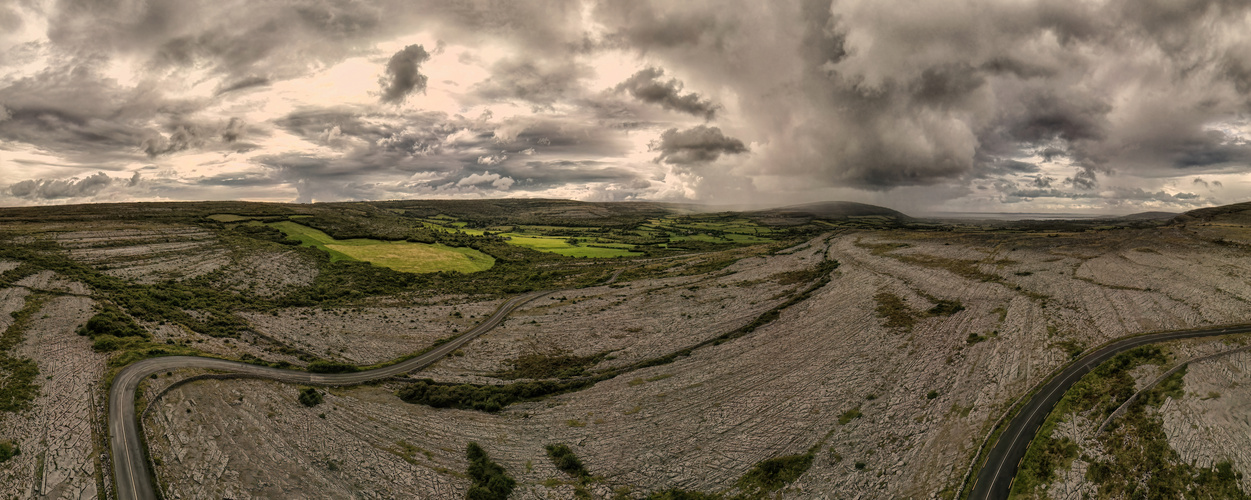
[298,387,323,407]
[466,442,515,500]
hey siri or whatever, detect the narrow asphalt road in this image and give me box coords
[968,323,1251,500]
[109,290,550,500]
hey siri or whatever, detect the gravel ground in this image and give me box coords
[56,225,231,284]
[218,251,319,298]
[142,228,1251,498]
[0,293,104,499]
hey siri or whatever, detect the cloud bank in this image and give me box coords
[1,0,1249,214]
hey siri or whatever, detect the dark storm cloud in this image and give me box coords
[380,44,431,104]
[9,172,113,199]
[615,68,720,120]
[591,0,1251,197]
[216,76,271,96]
[1065,168,1099,190]
[650,126,748,165]
[47,0,386,81]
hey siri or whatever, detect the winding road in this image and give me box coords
[109,290,550,500]
[967,323,1251,500]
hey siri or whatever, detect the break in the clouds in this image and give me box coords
[2,1,1251,214]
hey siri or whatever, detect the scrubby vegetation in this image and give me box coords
[874,292,964,331]
[496,352,606,380]
[838,407,863,425]
[545,443,589,478]
[466,442,515,500]
[736,453,814,496]
[1082,365,1249,498]
[399,259,841,412]
[0,295,43,413]
[396,379,595,412]
[0,440,19,463]
[1011,346,1250,498]
[297,387,323,407]
[874,293,918,330]
[306,361,359,374]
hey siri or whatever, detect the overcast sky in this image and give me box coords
[1,0,1249,214]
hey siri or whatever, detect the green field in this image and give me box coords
[499,234,641,258]
[270,221,495,273]
[413,212,775,257]
[207,214,252,222]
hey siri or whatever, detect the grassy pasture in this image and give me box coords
[270,221,495,273]
[499,233,640,258]
[206,214,252,222]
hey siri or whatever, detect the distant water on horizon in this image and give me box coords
[925,211,1113,221]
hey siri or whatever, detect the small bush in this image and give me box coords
[926,390,939,400]
[838,407,863,425]
[78,305,147,339]
[496,352,604,379]
[545,443,589,478]
[467,442,515,500]
[298,387,323,407]
[0,440,19,462]
[874,292,917,330]
[737,453,814,494]
[645,489,721,500]
[927,299,964,316]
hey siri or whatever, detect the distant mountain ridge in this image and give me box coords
[753,201,911,219]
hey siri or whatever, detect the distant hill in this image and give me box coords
[370,198,689,223]
[1172,201,1251,225]
[752,201,910,219]
[1114,211,1177,221]
[740,201,910,227]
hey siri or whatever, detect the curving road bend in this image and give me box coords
[968,323,1251,500]
[109,290,551,500]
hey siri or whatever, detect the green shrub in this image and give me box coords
[545,443,588,478]
[926,299,964,316]
[736,453,814,495]
[307,361,359,373]
[397,378,592,413]
[838,407,863,425]
[78,305,147,339]
[466,442,515,500]
[0,440,19,462]
[0,357,39,413]
[874,292,917,330]
[298,388,323,407]
[497,352,604,379]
